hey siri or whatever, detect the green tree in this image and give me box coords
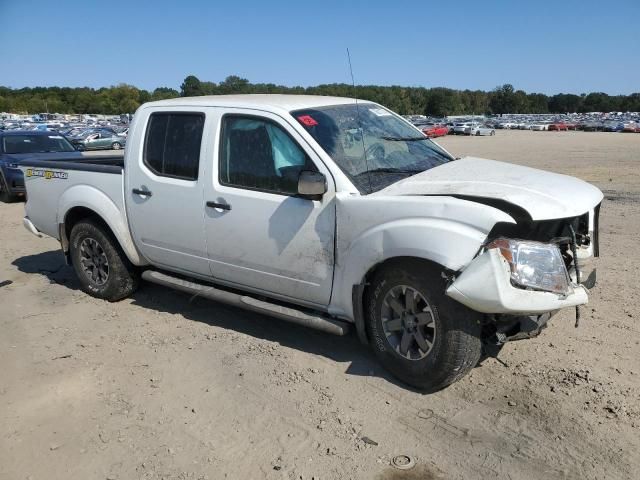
[151,87,179,101]
[180,75,203,97]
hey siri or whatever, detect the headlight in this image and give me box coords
[8,163,19,168]
[486,238,570,294]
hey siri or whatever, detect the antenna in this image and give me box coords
[347,48,372,193]
[346,48,357,101]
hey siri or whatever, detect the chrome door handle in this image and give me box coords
[132,188,152,196]
[206,201,231,211]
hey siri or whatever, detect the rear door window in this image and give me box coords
[144,112,204,180]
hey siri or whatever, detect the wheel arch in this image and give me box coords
[60,202,146,266]
[351,256,449,345]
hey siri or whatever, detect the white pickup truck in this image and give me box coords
[21,95,603,391]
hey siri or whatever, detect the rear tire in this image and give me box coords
[111,142,122,150]
[69,219,139,301]
[365,261,482,392]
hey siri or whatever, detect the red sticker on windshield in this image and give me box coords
[297,115,318,127]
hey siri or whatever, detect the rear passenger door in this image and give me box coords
[126,108,212,277]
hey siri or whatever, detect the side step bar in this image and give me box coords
[141,270,351,336]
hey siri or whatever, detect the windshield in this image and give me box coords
[291,103,453,193]
[2,134,77,154]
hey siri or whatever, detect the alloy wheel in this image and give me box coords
[381,285,436,361]
[79,237,109,285]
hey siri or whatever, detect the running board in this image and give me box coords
[141,270,350,336]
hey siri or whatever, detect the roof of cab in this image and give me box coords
[141,94,368,112]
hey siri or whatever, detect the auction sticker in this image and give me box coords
[26,168,69,180]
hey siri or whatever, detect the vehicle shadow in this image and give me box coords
[11,249,425,391]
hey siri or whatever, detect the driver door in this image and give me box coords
[204,109,336,306]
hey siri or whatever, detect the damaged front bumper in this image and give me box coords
[446,248,589,315]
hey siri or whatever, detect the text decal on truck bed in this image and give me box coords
[26,169,69,180]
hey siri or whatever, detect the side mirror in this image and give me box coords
[297,171,327,200]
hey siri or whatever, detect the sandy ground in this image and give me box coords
[1,131,639,480]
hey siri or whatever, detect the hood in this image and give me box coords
[375,157,603,221]
[2,151,84,163]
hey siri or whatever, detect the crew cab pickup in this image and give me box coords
[20,95,603,391]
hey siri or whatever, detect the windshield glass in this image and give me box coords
[2,134,77,154]
[291,103,452,193]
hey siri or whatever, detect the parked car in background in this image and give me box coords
[420,123,449,138]
[466,124,496,136]
[453,122,472,134]
[603,122,624,132]
[548,123,569,131]
[530,123,548,131]
[70,129,126,150]
[0,130,82,202]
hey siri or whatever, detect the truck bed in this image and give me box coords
[20,156,126,241]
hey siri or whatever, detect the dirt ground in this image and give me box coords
[1,130,639,480]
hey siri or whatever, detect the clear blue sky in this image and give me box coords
[1,0,638,94]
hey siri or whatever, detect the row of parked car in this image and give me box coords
[0,120,129,150]
[494,121,640,132]
[406,112,640,136]
[411,120,496,138]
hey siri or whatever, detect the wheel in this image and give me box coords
[69,219,139,301]
[475,131,481,136]
[365,261,482,392]
[0,173,18,203]
[111,142,122,150]
[491,130,495,136]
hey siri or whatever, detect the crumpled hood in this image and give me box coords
[375,157,604,221]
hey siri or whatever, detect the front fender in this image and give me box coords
[329,217,492,320]
[58,184,146,266]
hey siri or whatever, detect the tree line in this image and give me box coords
[1,75,639,116]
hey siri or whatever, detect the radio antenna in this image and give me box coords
[347,48,372,193]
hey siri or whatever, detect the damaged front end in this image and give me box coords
[446,203,601,344]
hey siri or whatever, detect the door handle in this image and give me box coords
[132,188,152,196]
[206,201,231,211]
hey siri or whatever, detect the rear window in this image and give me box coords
[144,113,204,180]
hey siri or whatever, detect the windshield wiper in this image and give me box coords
[380,136,427,141]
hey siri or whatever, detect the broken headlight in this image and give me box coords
[486,238,571,295]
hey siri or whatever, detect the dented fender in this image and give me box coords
[328,194,515,320]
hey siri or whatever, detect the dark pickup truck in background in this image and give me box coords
[0,130,85,202]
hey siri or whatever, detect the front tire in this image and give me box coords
[365,261,482,392]
[111,142,122,150]
[69,219,139,301]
